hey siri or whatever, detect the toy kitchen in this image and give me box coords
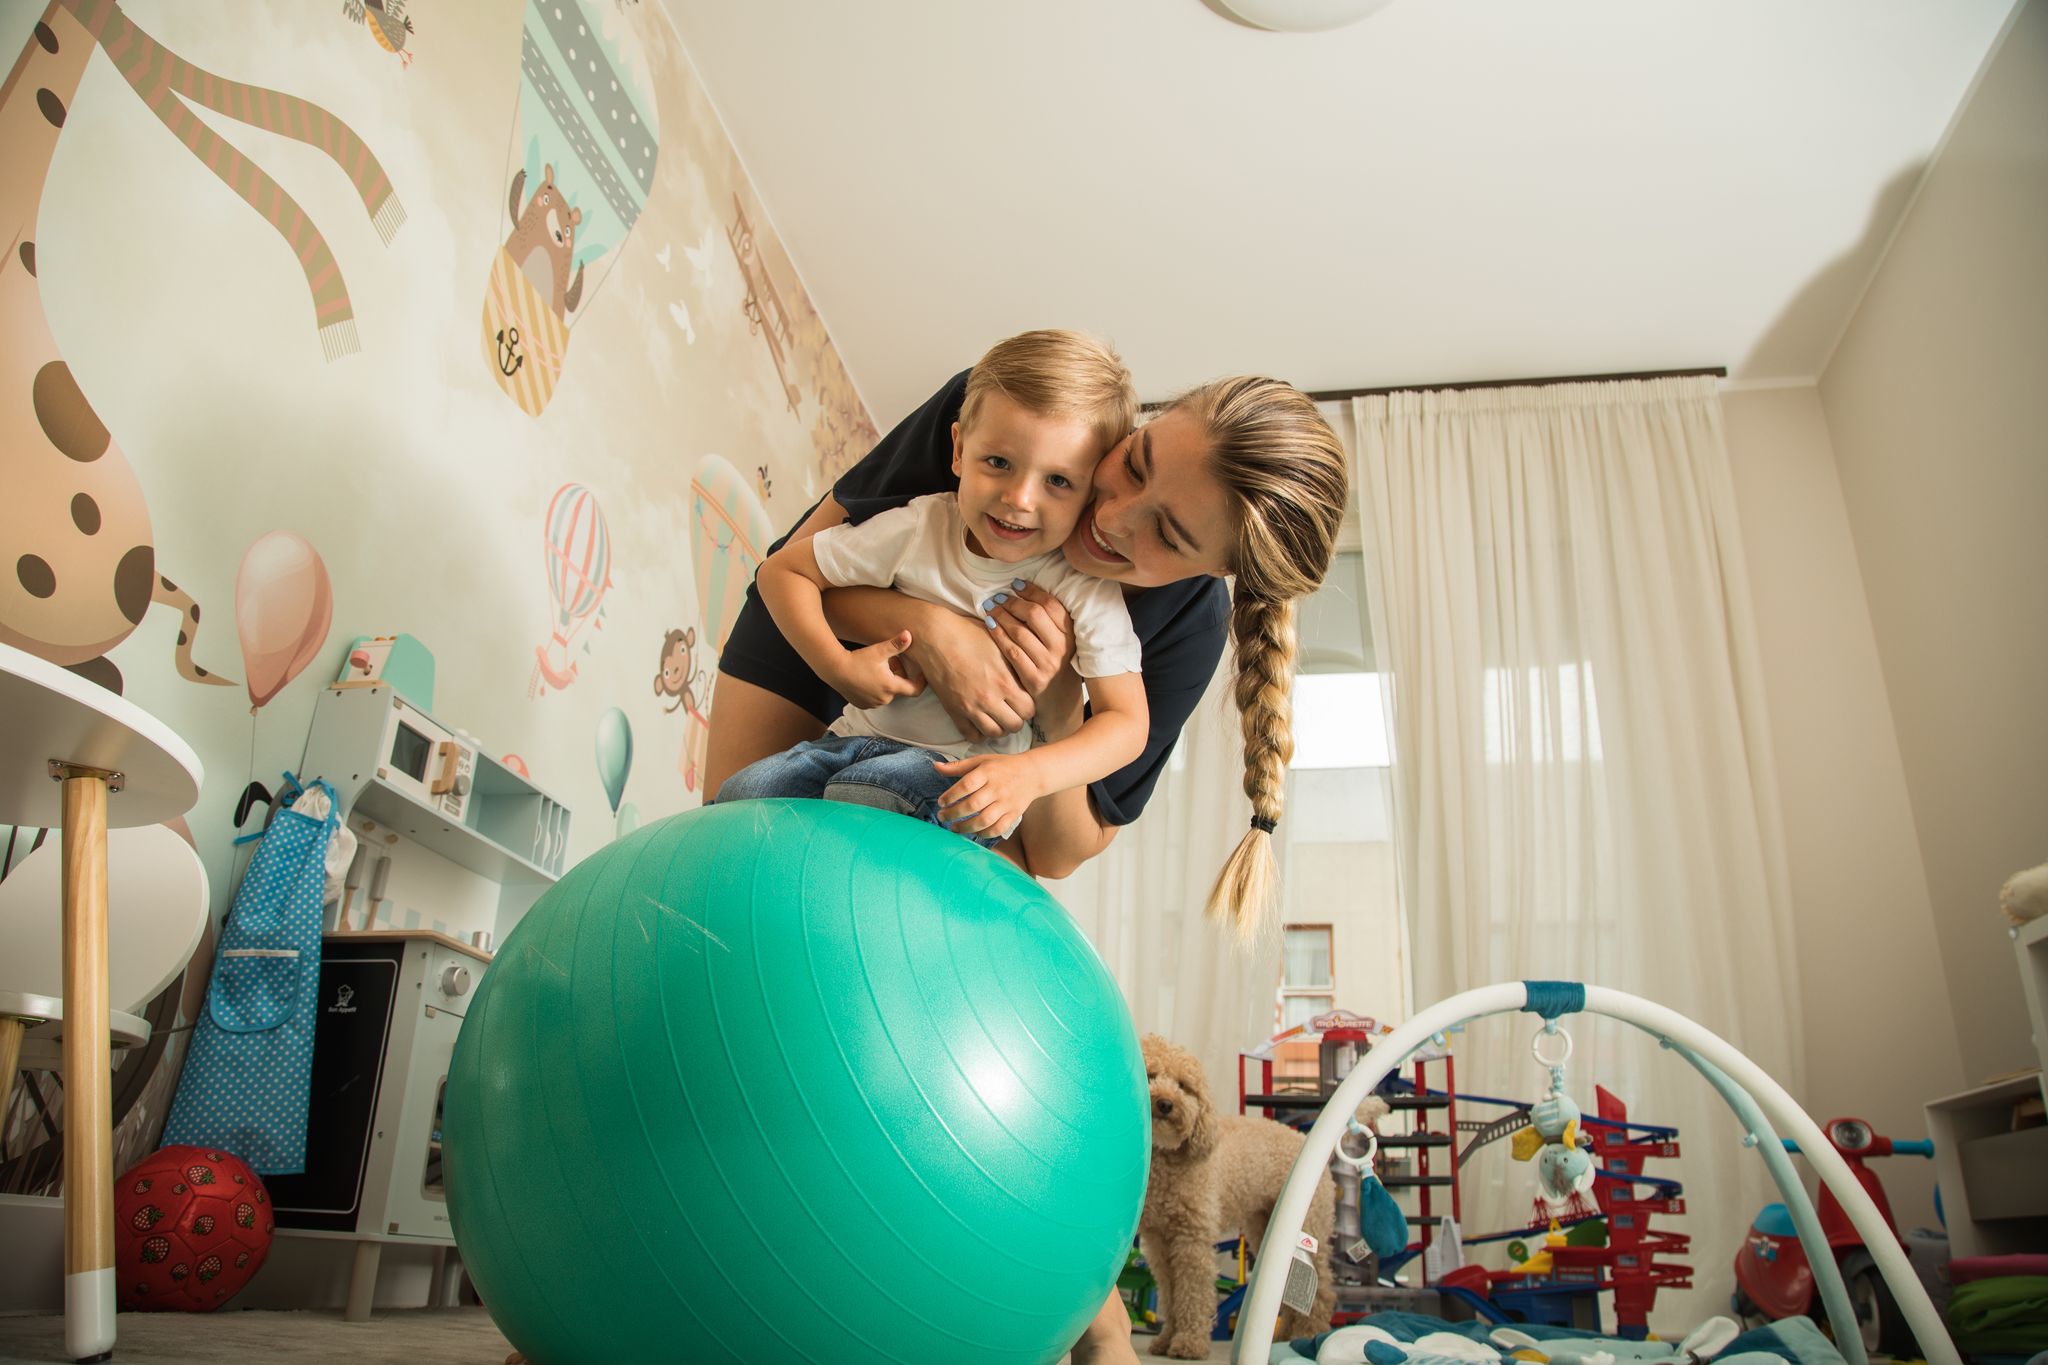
[265,641,572,1319]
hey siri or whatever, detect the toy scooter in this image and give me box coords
[1731,1117,1933,1356]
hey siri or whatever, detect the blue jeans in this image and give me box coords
[711,734,999,848]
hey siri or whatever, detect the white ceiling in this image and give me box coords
[659,0,2015,418]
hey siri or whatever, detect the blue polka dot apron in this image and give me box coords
[162,778,338,1175]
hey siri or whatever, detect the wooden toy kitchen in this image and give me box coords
[265,669,572,1320]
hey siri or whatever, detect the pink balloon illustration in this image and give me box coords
[235,530,334,711]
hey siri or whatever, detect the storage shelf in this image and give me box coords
[352,778,556,886]
[2020,915,2048,1088]
[1924,1071,2048,1258]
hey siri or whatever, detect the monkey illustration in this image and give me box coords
[653,627,702,715]
[505,164,585,319]
[654,627,715,791]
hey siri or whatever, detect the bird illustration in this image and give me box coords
[682,224,717,288]
[655,242,672,271]
[668,300,695,344]
[343,0,415,67]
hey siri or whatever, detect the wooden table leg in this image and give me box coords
[0,1014,22,1124]
[59,769,113,1363]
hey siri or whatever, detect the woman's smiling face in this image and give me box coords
[1060,409,1237,588]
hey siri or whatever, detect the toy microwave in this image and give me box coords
[377,697,476,823]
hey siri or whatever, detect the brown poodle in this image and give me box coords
[1138,1033,1343,1358]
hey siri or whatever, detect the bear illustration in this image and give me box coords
[504,163,585,319]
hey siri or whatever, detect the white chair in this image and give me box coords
[0,822,211,1233]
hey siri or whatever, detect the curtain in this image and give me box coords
[1048,657,1282,1106]
[1353,377,1800,1328]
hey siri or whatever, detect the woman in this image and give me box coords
[704,365,1347,1361]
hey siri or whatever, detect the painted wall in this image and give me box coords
[1816,0,2048,1083]
[1721,385,1965,1227]
[0,0,874,1175]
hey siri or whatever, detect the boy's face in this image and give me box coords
[949,391,1103,563]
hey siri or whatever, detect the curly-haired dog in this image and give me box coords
[1138,1033,1343,1358]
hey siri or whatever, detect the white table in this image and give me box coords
[0,643,202,1363]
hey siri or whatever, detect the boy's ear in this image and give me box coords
[949,420,963,477]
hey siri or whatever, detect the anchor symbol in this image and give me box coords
[495,325,524,377]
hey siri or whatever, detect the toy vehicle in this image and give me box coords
[1731,1117,1933,1356]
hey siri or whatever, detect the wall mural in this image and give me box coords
[483,0,660,416]
[339,0,414,69]
[0,0,879,1184]
[531,481,613,698]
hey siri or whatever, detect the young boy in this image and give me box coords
[713,330,1148,846]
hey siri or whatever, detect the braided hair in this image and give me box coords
[1165,377,1347,942]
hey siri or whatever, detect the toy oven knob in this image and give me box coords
[440,965,472,998]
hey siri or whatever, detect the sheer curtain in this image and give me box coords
[1048,658,1281,1101]
[1353,378,1800,1326]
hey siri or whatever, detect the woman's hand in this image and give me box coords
[899,602,1036,740]
[933,752,1045,840]
[982,583,1077,703]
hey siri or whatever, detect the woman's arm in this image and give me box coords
[1005,667,1121,878]
[820,589,1036,740]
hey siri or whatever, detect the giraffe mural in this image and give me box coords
[0,0,407,693]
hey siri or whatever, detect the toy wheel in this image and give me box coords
[1839,1250,1917,1358]
[1506,1239,1529,1263]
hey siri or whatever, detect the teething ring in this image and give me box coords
[1333,1119,1379,1171]
[1531,1025,1573,1068]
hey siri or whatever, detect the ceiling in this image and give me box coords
[658,0,2015,419]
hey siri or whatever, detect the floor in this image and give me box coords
[0,1310,1239,1364]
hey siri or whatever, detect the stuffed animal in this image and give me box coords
[2001,860,2048,926]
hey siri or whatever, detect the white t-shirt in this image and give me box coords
[809,493,1142,758]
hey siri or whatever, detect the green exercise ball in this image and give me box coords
[442,799,1149,1365]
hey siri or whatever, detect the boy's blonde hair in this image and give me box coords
[960,330,1138,456]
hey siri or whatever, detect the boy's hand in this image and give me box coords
[933,752,1045,840]
[831,632,923,710]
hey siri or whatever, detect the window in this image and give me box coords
[1272,549,1410,1031]
[1279,924,1334,1029]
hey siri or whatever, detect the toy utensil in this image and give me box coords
[366,854,391,931]
[335,842,367,932]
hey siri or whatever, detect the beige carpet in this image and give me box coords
[0,1308,511,1365]
[0,1310,1237,1364]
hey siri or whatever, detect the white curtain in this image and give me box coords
[1352,378,1801,1328]
[1048,658,1281,1105]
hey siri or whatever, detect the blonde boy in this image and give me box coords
[714,331,1147,845]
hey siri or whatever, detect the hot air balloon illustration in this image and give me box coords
[481,0,661,416]
[689,455,773,657]
[530,483,612,698]
[680,455,775,783]
[595,706,633,828]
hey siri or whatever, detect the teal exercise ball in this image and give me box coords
[442,799,1149,1365]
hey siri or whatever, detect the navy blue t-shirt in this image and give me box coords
[719,370,1229,826]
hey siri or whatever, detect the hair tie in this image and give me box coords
[1250,815,1277,834]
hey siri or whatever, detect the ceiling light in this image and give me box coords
[1211,0,1398,32]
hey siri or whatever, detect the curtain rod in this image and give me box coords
[1308,365,1727,403]
[1141,365,1727,411]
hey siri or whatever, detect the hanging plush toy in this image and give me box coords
[1335,1114,1412,1261]
[1509,1023,1599,1226]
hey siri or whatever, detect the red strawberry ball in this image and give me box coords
[113,1147,275,1311]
